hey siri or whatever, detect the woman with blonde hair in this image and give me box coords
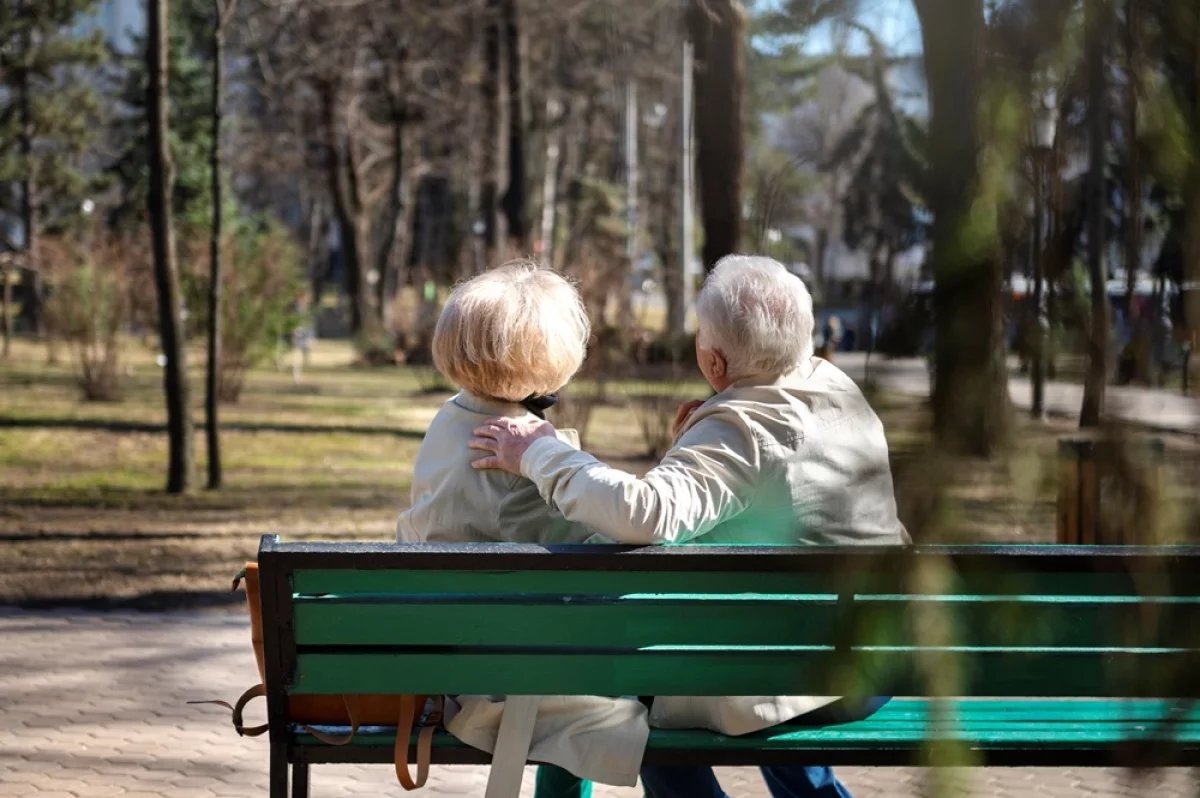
[396,260,649,796]
[398,259,595,544]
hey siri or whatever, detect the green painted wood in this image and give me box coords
[293,598,842,648]
[290,649,1200,698]
[291,595,1191,650]
[292,570,840,597]
[291,568,1192,598]
[290,699,1200,749]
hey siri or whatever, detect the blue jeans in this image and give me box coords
[640,697,892,798]
[641,764,851,798]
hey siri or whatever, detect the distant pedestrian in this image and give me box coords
[818,315,842,361]
[291,295,313,385]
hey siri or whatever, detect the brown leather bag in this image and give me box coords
[194,563,440,790]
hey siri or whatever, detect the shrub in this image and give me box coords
[43,235,142,402]
[181,220,304,402]
[354,328,404,368]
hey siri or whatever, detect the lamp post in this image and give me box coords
[1030,95,1057,419]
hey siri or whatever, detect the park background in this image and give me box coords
[0,2,1199,794]
[1,0,1197,606]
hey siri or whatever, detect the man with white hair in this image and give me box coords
[470,255,908,798]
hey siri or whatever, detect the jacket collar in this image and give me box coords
[721,357,818,396]
[452,391,528,417]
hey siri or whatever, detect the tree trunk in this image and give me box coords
[1123,0,1141,324]
[661,112,685,337]
[560,98,597,270]
[321,87,371,337]
[306,196,329,309]
[1031,153,1046,418]
[376,95,412,334]
[687,0,746,272]
[17,21,43,338]
[2,266,12,357]
[915,0,1012,456]
[465,8,487,275]
[813,226,830,300]
[379,168,416,337]
[539,97,564,263]
[206,0,235,490]
[499,0,528,251]
[620,80,639,331]
[482,0,504,257]
[1081,0,1111,428]
[148,0,194,494]
[1181,6,1200,395]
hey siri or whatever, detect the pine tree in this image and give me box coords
[109,0,214,227]
[0,0,106,339]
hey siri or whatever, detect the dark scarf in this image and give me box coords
[520,393,558,419]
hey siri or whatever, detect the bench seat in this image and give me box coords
[292,699,1200,767]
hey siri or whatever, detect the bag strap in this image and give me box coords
[188,684,269,737]
[394,694,434,790]
[301,694,361,746]
[195,689,442,792]
[190,687,361,745]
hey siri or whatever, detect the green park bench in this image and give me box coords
[255,535,1200,798]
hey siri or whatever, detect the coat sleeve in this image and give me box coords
[518,416,759,545]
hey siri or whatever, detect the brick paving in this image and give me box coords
[0,610,1194,797]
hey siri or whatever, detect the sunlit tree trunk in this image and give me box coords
[915,0,1012,456]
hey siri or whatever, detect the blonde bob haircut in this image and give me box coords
[432,260,590,402]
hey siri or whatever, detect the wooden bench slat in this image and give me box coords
[292,595,1192,650]
[290,567,1188,598]
[290,699,1200,754]
[291,649,1200,698]
[294,600,842,648]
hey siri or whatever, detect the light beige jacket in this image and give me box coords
[397,392,596,545]
[396,391,648,786]
[518,357,910,737]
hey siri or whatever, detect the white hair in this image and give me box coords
[695,255,815,379]
[433,260,590,401]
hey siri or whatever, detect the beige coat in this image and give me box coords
[518,357,910,737]
[396,391,647,787]
[397,392,595,545]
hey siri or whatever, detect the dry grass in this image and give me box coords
[1,338,1196,608]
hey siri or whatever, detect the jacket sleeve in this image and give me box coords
[518,416,759,545]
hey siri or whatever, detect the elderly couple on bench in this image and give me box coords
[396,255,909,798]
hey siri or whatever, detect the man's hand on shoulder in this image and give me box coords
[470,417,558,474]
[671,399,707,440]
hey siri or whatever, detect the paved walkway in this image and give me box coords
[834,355,1198,435]
[1,610,1194,797]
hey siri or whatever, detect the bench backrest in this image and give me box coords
[258,537,1200,703]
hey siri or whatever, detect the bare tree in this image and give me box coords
[148,0,194,493]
